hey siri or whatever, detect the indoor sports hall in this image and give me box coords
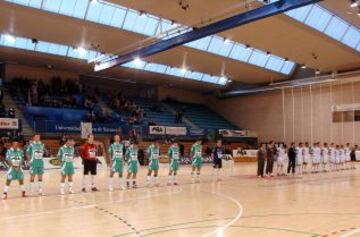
[0,0,360,236]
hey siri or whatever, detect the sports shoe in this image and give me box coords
[91,187,99,192]
[82,188,86,192]
[2,193,7,200]
[22,191,27,198]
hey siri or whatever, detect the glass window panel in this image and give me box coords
[324,17,349,40]
[13,0,30,6]
[58,0,76,16]
[207,36,233,57]
[281,61,295,75]
[35,41,50,53]
[304,5,332,32]
[357,42,360,52]
[341,26,360,48]
[202,74,217,83]
[57,45,69,56]
[188,72,203,81]
[67,47,87,59]
[85,1,103,22]
[122,9,139,31]
[248,49,268,67]
[145,63,167,73]
[285,5,313,22]
[43,0,62,13]
[47,43,61,55]
[28,0,42,8]
[72,0,88,19]
[14,37,28,49]
[167,67,185,77]
[265,55,284,72]
[109,8,127,28]
[228,43,251,62]
[98,4,115,25]
[86,50,97,60]
[185,36,211,51]
[156,19,173,35]
[25,40,36,50]
[143,16,160,36]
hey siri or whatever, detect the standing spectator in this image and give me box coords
[265,141,276,177]
[257,143,266,178]
[8,108,15,118]
[287,142,296,175]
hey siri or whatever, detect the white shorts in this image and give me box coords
[296,157,303,165]
[303,156,310,164]
[277,158,285,167]
[313,157,320,164]
[322,156,328,164]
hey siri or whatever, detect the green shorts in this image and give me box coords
[192,157,202,169]
[111,159,123,173]
[170,159,179,172]
[128,160,138,173]
[148,159,159,171]
[30,159,44,175]
[7,167,24,181]
[61,162,74,176]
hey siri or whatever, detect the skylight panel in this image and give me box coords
[304,5,332,32]
[285,5,313,22]
[86,1,104,22]
[229,43,252,62]
[42,0,62,13]
[248,49,268,67]
[185,36,212,51]
[280,61,295,75]
[58,0,76,16]
[341,27,360,48]
[72,0,88,19]
[207,36,233,57]
[109,8,127,28]
[265,55,284,72]
[324,17,349,41]
[28,0,42,8]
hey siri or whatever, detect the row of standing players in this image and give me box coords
[258,141,357,178]
[2,134,225,199]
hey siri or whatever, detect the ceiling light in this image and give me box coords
[224,38,230,44]
[4,34,15,44]
[350,0,358,8]
[301,64,307,69]
[315,69,321,75]
[75,47,87,56]
[133,57,143,65]
[181,67,187,74]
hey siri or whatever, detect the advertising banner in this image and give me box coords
[0,118,19,130]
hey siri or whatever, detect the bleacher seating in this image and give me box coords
[164,101,236,130]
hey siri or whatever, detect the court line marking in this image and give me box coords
[113,217,319,237]
[0,187,183,221]
[199,191,243,237]
[338,228,360,237]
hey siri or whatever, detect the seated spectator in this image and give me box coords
[8,108,15,118]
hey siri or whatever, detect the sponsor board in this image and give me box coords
[165,127,187,136]
[219,129,257,138]
[189,128,205,136]
[149,126,166,135]
[0,118,19,130]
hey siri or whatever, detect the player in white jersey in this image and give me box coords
[321,143,329,172]
[329,143,336,171]
[303,142,310,174]
[311,142,321,173]
[295,143,304,175]
[276,144,287,176]
[335,145,341,171]
[339,144,344,169]
[345,143,351,170]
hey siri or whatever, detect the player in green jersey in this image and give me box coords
[26,133,45,195]
[57,137,75,195]
[168,139,180,185]
[108,134,125,191]
[146,140,161,187]
[125,140,139,189]
[2,139,26,200]
[191,139,203,183]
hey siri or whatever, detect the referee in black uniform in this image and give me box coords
[212,139,224,181]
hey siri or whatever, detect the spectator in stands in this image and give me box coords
[257,143,266,178]
[8,108,15,118]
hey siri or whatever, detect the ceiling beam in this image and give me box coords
[94,0,323,72]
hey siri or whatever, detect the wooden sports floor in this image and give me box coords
[1,163,360,237]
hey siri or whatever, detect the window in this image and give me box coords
[248,49,268,67]
[324,17,349,41]
[304,5,332,32]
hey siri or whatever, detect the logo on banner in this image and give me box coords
[166,127,187,136]
[219,129,247,137]
[149,126,165,135]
